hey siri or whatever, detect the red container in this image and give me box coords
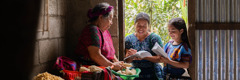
[62,70,82,80]
[62,65,105,80]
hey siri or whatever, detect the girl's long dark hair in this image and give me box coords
[168,18,191,49]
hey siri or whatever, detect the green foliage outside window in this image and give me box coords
[125,0,188,44]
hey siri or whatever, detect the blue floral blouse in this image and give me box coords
[125,33,164,80]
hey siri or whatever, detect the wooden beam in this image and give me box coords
[188,0,196,80]
[196,23,240,30]
[118,0,125,61]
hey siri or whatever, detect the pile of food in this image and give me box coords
[115,63,137,75]
[79,65,103,72]
[117,68,136,75]
[33,72,64,80]
[122,63,132,67]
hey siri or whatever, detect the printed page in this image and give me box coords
[124,51,152,60]
[152,42,168,58]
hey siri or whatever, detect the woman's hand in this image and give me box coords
[143,56,161,63]
[112,61,124,70]
[133,57,142,60]
[125,49,137,57]
[126,49,143,60]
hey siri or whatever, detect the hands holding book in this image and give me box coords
[158,56,170,63]
[125,43,169,63]
[125,49,163,63]
[125,49,142,60]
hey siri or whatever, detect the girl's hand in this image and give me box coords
[159,56,170,63]
[159,56,190,68]
[126,49,137,57]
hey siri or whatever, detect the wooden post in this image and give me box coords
[118,0,125,61]
[188,0,196,80]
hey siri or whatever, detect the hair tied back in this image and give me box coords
[87,9,93,18]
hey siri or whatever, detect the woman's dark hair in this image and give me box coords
[134,12,151,32]
[168,18,191,49]
[87,2,114,22]
[135,12,150,25]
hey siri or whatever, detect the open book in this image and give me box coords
[124,42,168,60]
[124,51,152,60]
[151,42,168,58]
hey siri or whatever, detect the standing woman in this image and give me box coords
[125,12,164,80]
[75,2,123,70]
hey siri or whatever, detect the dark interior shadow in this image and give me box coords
[2,0,41,79]
[64,0,90,60]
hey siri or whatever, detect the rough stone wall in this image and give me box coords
[31,0,66,79]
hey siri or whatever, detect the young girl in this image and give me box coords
[159,18,192,78]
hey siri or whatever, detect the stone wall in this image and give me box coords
[31,0,66,79]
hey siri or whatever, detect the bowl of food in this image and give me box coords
[111,68,141,80]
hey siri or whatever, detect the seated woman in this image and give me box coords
[125,12,164,80]
[75,2,122,70]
